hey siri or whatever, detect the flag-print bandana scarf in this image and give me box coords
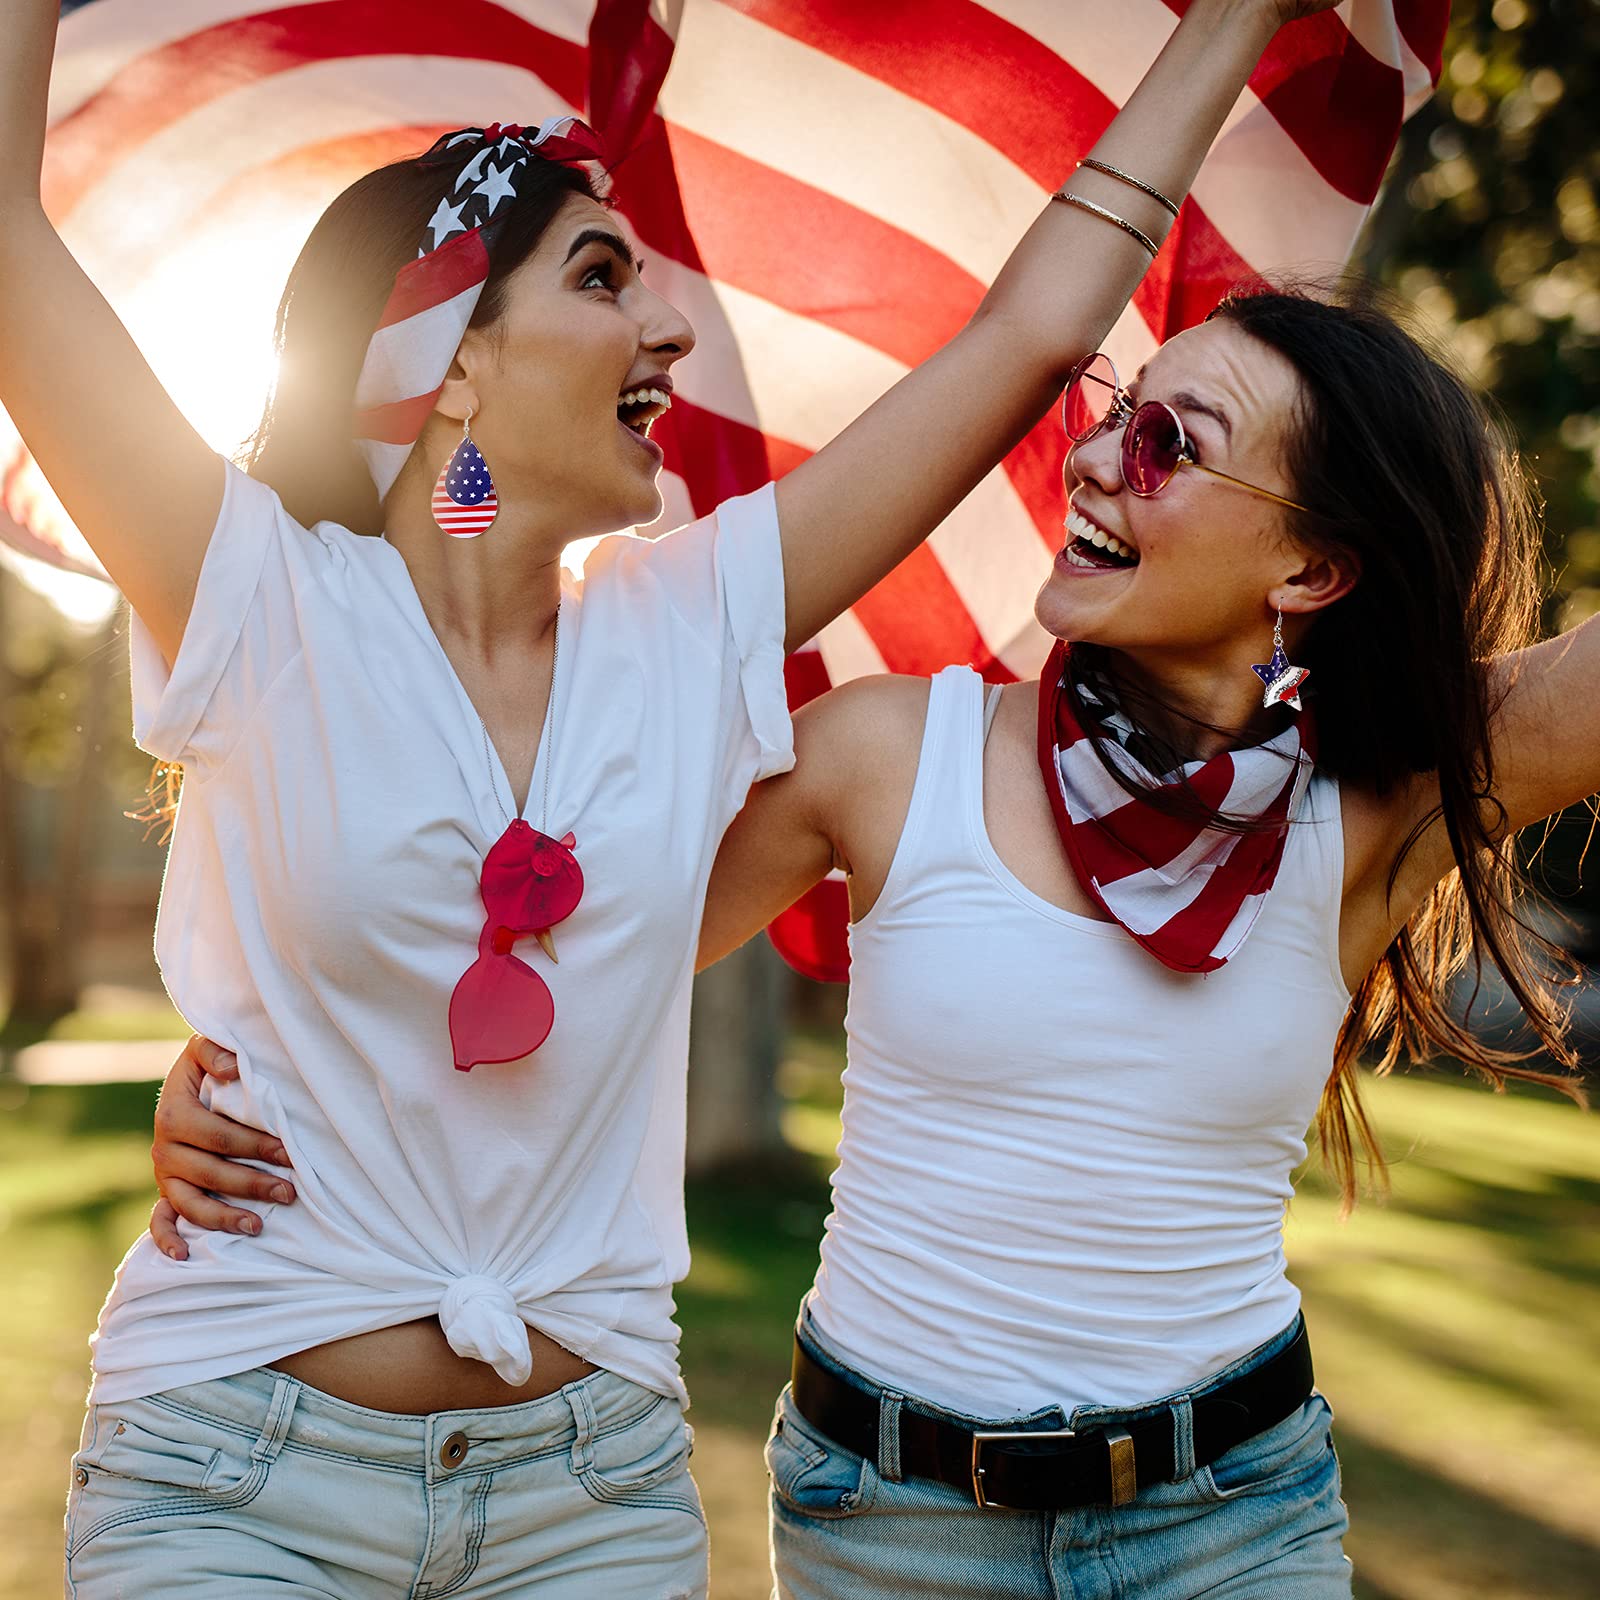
[353,116,606,501]
[1036,640,1317,974]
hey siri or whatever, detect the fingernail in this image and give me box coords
[239,1215,261,1236]
[270,1146,290,1166]
[164,1247,185,1261]
[221,1053,239,1074]
[271,1184,294,1204]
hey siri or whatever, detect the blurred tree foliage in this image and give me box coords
[1362,0,1600,912]
[1367,0,1600,623]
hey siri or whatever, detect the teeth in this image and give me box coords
[1064,507,1137,564]
[618,386,672,411]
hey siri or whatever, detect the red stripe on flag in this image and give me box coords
[633,125,978,367]
[1395,0,1448,83]
[1215,7,1405,204]
[851,546,1011,678]
[588,0,678,160]
[726,0,1404,217]
[1134,202,1257,342]
[659,395,1005,676]
[44,0,589,221]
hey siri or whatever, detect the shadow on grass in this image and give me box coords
[0,1079,161,1138]
[1339,1425,1600,1599]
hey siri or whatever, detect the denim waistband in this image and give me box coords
[796,1305,1307,1483]
[118,1363,672,1479]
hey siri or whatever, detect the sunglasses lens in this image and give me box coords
[1062,353,1118,442]
[1125,403,1183,494]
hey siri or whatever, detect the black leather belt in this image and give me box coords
[789,1320,1315,1512]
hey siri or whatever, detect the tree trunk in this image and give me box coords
[0,573,116,1034]
[686,935,787,1174]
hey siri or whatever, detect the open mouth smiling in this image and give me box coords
[1060,506,1139,571]
[616,384,672,438]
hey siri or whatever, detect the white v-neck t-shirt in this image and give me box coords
[88,461,792,1407]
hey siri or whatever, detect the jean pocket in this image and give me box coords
[1195,1392,1336,1504]
[67,1401,269,1559]
[576,1394,703,1521]
[764,1387,878,1521]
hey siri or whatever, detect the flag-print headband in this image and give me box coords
[353,115,607,501]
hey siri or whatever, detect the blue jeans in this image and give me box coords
[767,1312,1351,1600]
[65,1364,707,1598]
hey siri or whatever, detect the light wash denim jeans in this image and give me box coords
[64,1364,707,1598]
[768,1311,1352,1600]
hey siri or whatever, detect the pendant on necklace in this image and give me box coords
[448,821,584,1071]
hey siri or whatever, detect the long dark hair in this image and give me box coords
[134,141,603,834]
[1076,281,1586,1208]
[246,144,602,531]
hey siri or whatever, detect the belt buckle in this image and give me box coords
[970,1426,1139,1510]
[970,1428,1076,1510]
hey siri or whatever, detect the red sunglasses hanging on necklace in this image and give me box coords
[448,608,582,1073]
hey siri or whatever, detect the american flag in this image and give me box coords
[431,435,501,538]
[10,0,1446,976]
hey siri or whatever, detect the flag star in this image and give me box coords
[474,162,519,213]
[427,196,468,246]
[458,145,494,186]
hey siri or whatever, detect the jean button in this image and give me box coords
[74,1467,88,1487]
[439,1431,470,1469]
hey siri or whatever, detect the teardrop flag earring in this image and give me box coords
[1250,608,1311,711]
[432,410,499,538]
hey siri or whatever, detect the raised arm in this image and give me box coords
[0,1,221,665]
[775,0,1334,652]
[1344,616,1600,976]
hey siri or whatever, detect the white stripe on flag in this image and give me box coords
[817,604,889,683]
[663,1,1043,286]
[48,0,596,124]
[57,55,580,254]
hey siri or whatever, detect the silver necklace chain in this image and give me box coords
[478,603,559,836]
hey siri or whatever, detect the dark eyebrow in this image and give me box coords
[564,228,642,275]
[1129,364,1232,441]
[1167,389,1232,441]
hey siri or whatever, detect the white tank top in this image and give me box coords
[808,665,1351,1418]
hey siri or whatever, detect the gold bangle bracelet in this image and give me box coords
[1076,156,1181,219]
[1049,189,1160,259]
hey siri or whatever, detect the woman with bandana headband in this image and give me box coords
[0,0,1353,1594]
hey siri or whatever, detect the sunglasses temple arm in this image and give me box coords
[1192,461,1311,514]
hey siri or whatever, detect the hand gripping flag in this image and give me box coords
[16,0,1448,978]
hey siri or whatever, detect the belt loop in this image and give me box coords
[1169,1395,1195,1481]
[877,1391,904,1483]
[564,1380,597,1475]
[252,1378,299,1466]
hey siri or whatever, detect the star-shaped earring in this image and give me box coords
[1251,608,1310,711]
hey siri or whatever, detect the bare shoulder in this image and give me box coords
[789,673,934,919]
[789,671,931,834]
[794,671,933,763]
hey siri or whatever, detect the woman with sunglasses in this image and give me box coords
[157,276,1593,1597]
[5,0,1349,1592]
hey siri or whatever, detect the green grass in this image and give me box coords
[1,1064,1595,1600]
